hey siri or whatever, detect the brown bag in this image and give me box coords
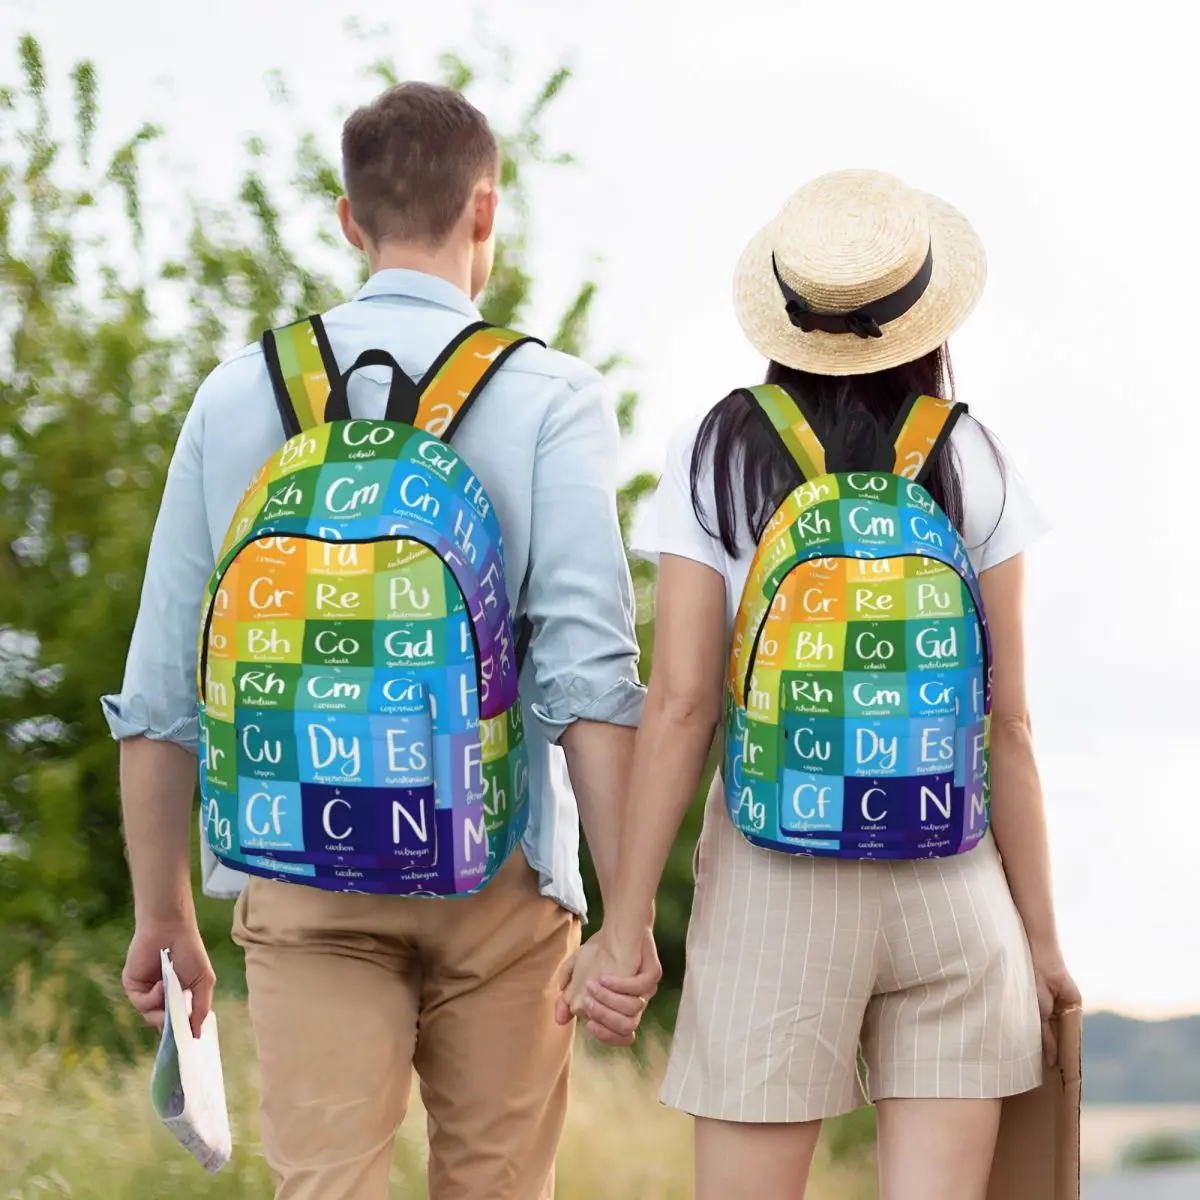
[986,1008,1082,1200]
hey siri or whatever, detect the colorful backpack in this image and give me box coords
[197,315,540,896]
[724,384,991,860]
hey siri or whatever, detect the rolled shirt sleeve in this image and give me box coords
[100,394,216,753]
[523,373,646,741]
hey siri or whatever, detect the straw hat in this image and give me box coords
[733,169,986,376]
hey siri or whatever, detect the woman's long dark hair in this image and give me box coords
[690,345,999,556]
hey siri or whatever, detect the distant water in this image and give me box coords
[1084,1163,1200,1199]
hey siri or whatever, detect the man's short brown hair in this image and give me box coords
[341,82,499,247]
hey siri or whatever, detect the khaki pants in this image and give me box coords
[232,852,581,1200]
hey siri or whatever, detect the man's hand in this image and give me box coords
[123,919,215,1040]
[555,926,661,1047]
[118,737,210,1037]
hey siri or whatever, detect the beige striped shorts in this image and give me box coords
[661,777,1043,1124]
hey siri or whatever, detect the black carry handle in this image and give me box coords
[515,615,533,674]
[324,349,422,426]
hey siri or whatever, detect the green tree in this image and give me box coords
[1,32,705,1045]
[1122,1131,1200,1170]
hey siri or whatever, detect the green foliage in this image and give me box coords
[1,38,191,953]
[821,1105,878,1165]
[68,61,97,165]
[1121,1131,1200,1169]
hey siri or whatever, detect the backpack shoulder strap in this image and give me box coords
[261,314,341,437]
[890,394,968,485]
[262,317,544,439]
[414,322,544,440]
[741,383,827,483]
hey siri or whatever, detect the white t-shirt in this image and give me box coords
[631,410,1048,629]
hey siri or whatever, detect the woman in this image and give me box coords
[562,169,1080,1199]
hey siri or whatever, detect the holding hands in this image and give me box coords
[556,926,662,1047]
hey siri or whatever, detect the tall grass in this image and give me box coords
[1,965,877,1198]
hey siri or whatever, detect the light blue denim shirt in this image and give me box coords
[101,269,645,917]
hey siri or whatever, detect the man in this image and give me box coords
[105,82,659,1200]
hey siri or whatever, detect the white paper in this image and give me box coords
[149,948,232,1174]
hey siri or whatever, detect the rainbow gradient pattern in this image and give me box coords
[196,323,531,896]
[724,388,992,859]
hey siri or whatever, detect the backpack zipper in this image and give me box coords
[198,532,484,707]
[741,551,990,704]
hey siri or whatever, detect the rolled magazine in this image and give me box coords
[149,948,232,1173]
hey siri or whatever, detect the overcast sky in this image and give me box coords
[3,0,1196,1017]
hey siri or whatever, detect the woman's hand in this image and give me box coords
[555,927,660,1047]
[1030,943,1081,1066]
